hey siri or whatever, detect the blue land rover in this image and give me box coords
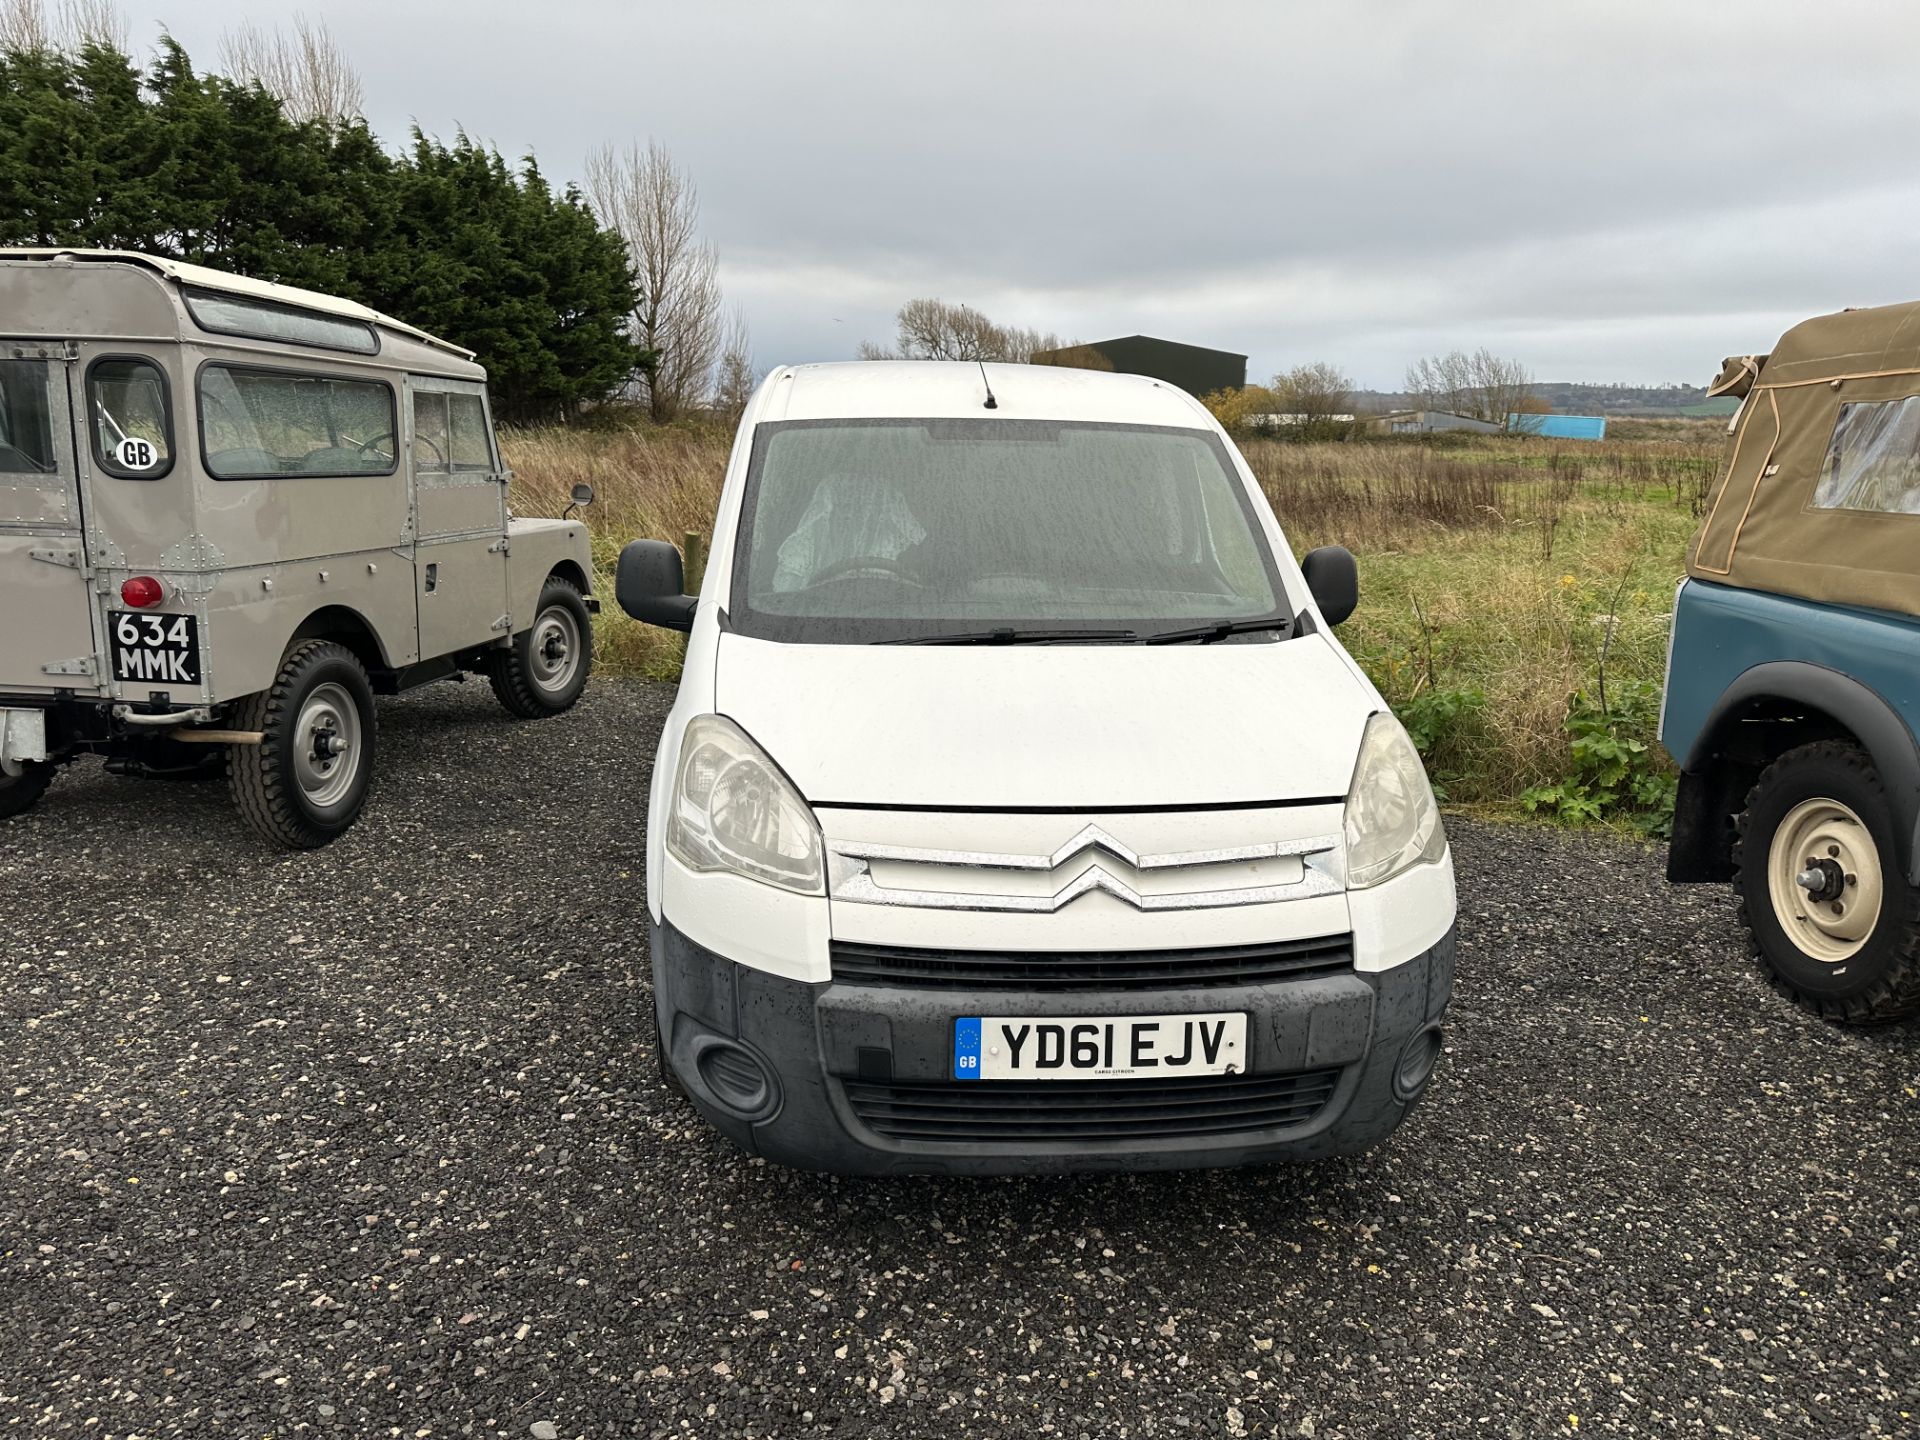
[1663,307,1920,1024]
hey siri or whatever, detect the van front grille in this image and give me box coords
[829,936,1353,991]
[843,1069,1340,1144]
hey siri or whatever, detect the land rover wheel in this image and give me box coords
[1733,741,1920,1024]
[486,577,592,718]
[228,639,378,850]
[0,760,54,819]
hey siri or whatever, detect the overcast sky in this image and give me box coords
[112,1,1920,389]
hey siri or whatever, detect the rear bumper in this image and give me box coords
[649,916,1456,1176]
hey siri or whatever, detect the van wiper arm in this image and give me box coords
[881,626,1139,646]
[1142,616,1294,645]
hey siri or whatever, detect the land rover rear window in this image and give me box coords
[1815,397,1920,515]
[198,365,397,479]
[184,287,379,355]
[0,360,58,475]
[88,358,173,480]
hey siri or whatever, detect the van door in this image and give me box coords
[407,375,511,661]
[0,349,103,695]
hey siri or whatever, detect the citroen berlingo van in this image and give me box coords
[617,361,1457,1174]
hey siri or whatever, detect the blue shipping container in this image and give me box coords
[1508,413,1607,441]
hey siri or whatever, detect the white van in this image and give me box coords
[616,362,1457,1174]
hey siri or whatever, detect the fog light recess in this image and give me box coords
[1392,1023,1444,1101]
[689,1036,782,1122]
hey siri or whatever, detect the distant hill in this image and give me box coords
[1355,382,1739,418]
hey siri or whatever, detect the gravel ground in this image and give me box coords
[3,677,1918,1439]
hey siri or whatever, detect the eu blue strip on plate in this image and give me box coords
[952,1017,982,1081]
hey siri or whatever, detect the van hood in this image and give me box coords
[713,632,1377,809]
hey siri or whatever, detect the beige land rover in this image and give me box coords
[0,249,597,848]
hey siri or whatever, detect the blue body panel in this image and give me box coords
[1660,579,1920,765]
[1509,413,1607,441]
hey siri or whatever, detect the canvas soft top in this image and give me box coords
[0,248,474,359]
[1689,299,1920,616]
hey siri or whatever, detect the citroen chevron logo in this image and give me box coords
[828,826,1344,913]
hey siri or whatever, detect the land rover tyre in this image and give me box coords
[0,760,54,819]
[486,577,592,718]
[1733,741,1920,1024]
[227,640,378,850]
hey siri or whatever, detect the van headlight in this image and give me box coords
[1343,712,1446,889]
[666,715,824,895]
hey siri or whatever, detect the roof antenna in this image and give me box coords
[977,360,998,410]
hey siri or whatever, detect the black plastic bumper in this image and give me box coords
[649,917,1456,1176]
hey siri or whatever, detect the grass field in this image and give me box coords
[504,423,1722,823]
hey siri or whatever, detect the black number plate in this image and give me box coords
[110,610,201,685]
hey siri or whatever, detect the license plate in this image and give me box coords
[109,610,201,685]
[952,1013,1248,1081]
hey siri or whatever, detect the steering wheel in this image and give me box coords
[805,556,924,588]
[353,431,400,463]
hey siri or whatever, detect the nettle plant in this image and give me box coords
[1521,681,1677,835]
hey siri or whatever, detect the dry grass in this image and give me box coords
[504,421,1722,808]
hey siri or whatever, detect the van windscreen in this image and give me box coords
[729,419,1287,645]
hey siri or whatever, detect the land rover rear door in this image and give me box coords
[0,346,103,696]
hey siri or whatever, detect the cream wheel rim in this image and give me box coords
[1767,797,1882,964]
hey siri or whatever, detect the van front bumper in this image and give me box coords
[648,917,1456,1176]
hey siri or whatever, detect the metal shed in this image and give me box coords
[1509,413,1607,441]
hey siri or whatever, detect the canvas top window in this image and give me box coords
[1815,396,1920,516]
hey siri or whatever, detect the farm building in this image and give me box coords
[1029,335,1246,397]
[1362,410,1505,436]
[1508,413,1607,440]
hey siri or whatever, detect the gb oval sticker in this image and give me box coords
[116,436,158,471]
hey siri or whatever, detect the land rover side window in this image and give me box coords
[731,418,1288,644]
[411,390,495,473]
[183,288,379,355]
[0,360,58,475]
[198,365,397,478]
[1815,396,1920,515]
[88,358,173,479]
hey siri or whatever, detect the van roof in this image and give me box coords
[0,248,474,359]
[762,360,1215,427]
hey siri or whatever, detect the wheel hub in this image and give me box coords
[291,682,362,809]
[1767,797,1881,964]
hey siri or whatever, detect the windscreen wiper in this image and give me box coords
[1142,616,1294,645]
[881,626,1140,646]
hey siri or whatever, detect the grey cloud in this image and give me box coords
[118,0,1920,386]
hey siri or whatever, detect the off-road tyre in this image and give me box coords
[0,760,54,819]
[228,640,378,850]
[1733,741,1920,1024]
[486,577,592,719]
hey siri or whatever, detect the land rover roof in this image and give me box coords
[1691,298,1920,616]
[0,247,480,372]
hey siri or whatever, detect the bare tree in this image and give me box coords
[861,298,1064,363]
[218,14,363,125]
[1404,347,1533,424]
[710,305,756,428]
[586,140,724,424]
[1271,361,1354,426]
[0,0,127,53]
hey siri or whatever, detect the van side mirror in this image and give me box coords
[1301,545,1358,627]
[616,538,698,631]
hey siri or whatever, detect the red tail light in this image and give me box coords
[120,575,165,608]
